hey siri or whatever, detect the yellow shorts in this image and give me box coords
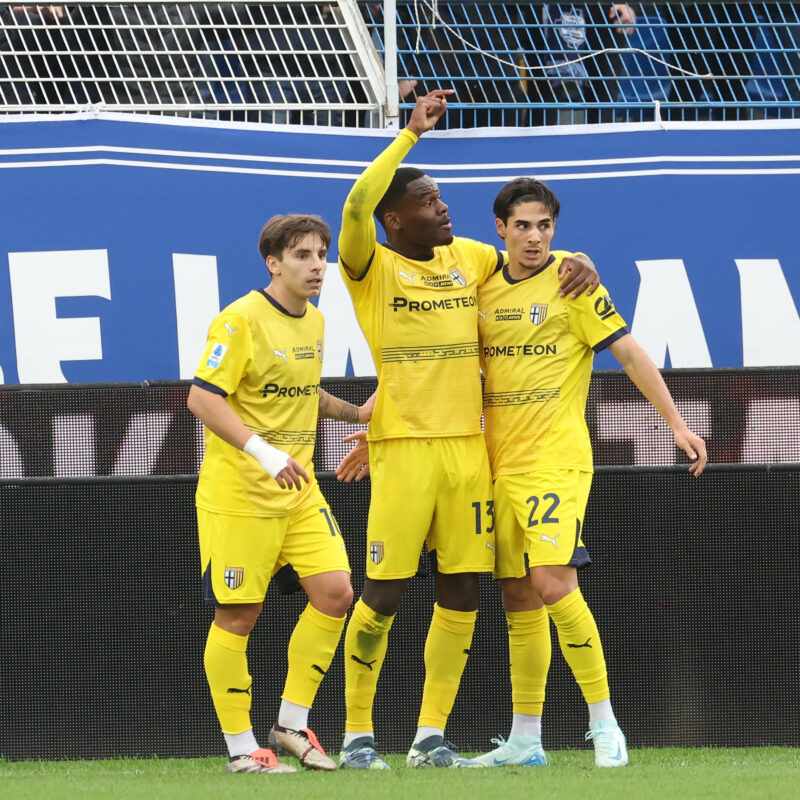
[366,434,495,580]
[493,468,593,579]
[198,488,350,605]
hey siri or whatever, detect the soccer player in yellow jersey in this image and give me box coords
[336,91,599,769]
[474,178,708,768]
[187,214,373,775]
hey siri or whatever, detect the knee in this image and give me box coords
[530,566,578,607]
[362,578,408,616]
[435,572,479,612]
[501,578,539,611]
[532,576,576,607]
[312,574,354,618]
[215,602,263,636]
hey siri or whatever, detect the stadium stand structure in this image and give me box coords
[0,1,798,126]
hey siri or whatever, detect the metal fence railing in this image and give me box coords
[0,0,386,125]
[363,1,800,127]
[1,2,799,127]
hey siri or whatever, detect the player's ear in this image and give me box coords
[266,254,280,277]
[384,209,402,232]
[495,218,507,240]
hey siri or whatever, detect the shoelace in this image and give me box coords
[584,728,618,756]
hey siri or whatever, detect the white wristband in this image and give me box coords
[243,434,290,479]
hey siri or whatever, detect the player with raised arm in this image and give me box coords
[335,91,600,770]
[474,178,707,768]
[187,214,373,775]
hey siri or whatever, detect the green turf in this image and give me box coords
[2,748,798,800]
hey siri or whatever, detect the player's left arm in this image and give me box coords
[318,388,375,424]
[609,334,708,476]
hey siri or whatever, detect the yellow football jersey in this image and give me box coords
[341,236,502,440]
[193,289,324,516]
[478,251,628,476]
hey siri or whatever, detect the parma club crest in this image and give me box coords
[224,566,244,590]
[369,541,384,565]
[449,268,467,287]
[530,303,548,325]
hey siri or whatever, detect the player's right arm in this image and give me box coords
[338,89,453,278]
[187,385,309,490]
[609,334,708,477]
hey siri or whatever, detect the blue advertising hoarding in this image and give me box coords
[1,112,798,384]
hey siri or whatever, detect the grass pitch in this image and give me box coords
[3,748,798,800]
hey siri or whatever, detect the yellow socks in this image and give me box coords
[204,623,252,734]
[417,604,477,728]
[507,607,551,715]
[546,588,610,704]
[344,598,395,732]
[282,603,346,708]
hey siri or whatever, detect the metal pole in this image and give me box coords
[384,0,399,127]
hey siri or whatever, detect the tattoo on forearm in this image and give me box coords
[319,389,361,423]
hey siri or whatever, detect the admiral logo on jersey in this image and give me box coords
[206,342,227,369]
[292,345,316,360]
[594,294,616,320]
[494,306,525,322]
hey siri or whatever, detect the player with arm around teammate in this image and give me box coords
[335,91,600,770]
[474,178,707,768]
[187,214,373,774]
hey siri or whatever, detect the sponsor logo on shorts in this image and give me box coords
[530,303,548,325]
[369,541,384,565]
[540,533,560,548]
[224,566,244,590]
[205,342,227,368]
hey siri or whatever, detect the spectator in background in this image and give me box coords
[381,1,528,128]
[608,3,675,121]
[514,3,618,126]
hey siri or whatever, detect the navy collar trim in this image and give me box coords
[257,288,306,318]
[502,254,556,285]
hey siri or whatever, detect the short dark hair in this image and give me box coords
[493,178,560,223]
[258,214,331,261]
[374,167,427,229]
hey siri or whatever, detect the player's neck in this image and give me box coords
[385,237,435,261]
[507,254,553,281]
[265,283,308,317]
